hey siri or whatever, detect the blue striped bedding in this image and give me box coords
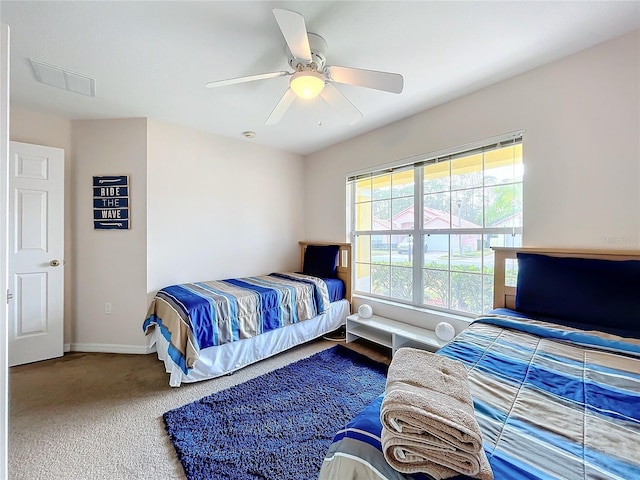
[319,315,640,480]
[143,272,335,375]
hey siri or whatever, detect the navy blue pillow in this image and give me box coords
[515,253,640,334]
[302,245,340,278]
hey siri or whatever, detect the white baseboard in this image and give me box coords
[64,343,71,353]
[69,343,156,355]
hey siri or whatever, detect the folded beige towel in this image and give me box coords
[380,348,493,480]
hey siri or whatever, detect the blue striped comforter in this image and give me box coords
[319,316,640,480]
[143,272,331,375]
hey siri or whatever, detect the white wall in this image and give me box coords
[9,108,74,345]
[71,118,148,350]
[304,30,640,331]
[146,120,305,298]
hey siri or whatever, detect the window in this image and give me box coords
[349,133,523,316]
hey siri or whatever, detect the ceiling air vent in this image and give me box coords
[29,59,96,97]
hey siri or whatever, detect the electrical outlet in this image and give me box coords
[104,302,112,314]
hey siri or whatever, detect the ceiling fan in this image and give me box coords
[205,8,404,125]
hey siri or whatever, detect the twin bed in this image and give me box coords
[143,242,352,387]
[320,247,640,480]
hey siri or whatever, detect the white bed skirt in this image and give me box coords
[149,299,350,387]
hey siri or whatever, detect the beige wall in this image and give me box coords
[9,108,74,345]
[146,120,305,298]
[8,113,305,351]
[71,118,148,350]
[303,30,640,331]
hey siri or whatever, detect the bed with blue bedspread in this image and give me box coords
[144,242,352,386]
[320,247,640,480]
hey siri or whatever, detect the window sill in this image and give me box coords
[352,294,473,334]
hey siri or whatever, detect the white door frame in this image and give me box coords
[0,22,10,480]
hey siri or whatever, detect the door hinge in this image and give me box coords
[6,290,12,303]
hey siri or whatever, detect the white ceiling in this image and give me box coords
[1,1,639,155]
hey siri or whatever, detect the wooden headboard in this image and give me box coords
[492,247,640,309]
[299,241,352,303]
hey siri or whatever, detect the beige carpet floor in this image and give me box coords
[9,338,390,480]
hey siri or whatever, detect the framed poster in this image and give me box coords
[93,175,130,229]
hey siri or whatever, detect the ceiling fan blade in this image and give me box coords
[272,9,312,62]
[320,83,363,125]
[205,71,290,88]
[265,88,297,125]
[326,65,404,94]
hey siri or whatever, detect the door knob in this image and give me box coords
[50,259,60,267]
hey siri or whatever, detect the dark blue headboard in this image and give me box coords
[492,247,640,332]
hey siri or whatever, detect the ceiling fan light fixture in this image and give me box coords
[290,70,325,99]
[206,9,401,125]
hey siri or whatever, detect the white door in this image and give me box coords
[8,141,64,366]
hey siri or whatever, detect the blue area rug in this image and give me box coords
[163,345,387,480]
